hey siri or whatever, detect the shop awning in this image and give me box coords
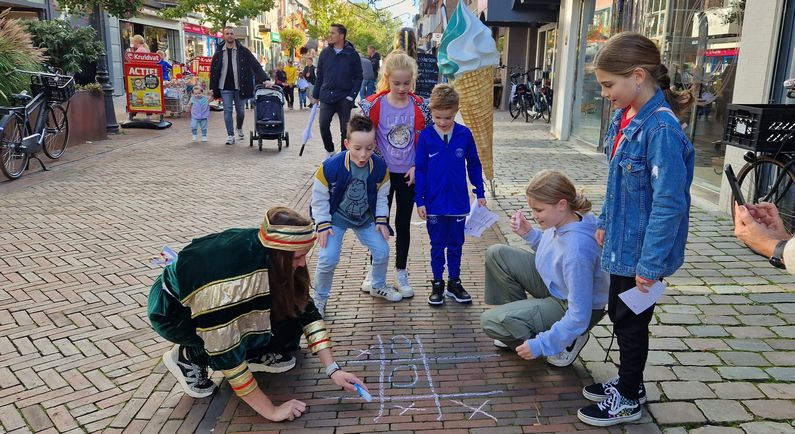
[479,0,559,27]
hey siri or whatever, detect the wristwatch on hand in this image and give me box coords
[770,240,788,269]
[325,361,341,378]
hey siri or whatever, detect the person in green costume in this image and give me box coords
[147,206,368,422]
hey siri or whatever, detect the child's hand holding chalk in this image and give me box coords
[354,383,373,402]
[511,210,532,236]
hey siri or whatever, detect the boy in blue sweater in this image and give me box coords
[311,115,402,316]
[415,84,486,306]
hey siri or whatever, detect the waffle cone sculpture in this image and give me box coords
[453,67,495,180]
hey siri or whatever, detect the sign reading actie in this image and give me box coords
[193,56,213,90]
[124,52,164,114]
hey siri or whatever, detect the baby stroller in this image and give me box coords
[250,84,290,151]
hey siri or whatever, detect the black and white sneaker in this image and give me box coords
[445,278,472,303]
[577,386,642,426]
[248,353,297,373]
[162,345,216,398]
[493,339,509,349]
[428,279,445,305]
[546,333,590,367]
[583,376,647,404]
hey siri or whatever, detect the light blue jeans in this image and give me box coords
[220,90,245,136]
[313,223,389,300]
[191,118,208,136]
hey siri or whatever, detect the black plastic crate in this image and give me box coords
[723,104,795,153]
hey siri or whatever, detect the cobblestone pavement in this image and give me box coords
[488,112,795,434]
[1,107,616,434]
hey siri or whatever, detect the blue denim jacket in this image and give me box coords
[598,89,694,279]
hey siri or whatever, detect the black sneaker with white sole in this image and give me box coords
[162,345,216,398]
[445,278,472,303]
[428,279,445,305]
[583,376,647,404]
[546,333,590,367]
[577,386,642,426]
[248,353,297,373]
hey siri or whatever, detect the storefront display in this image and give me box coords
[120,21,177,61]
[569,0,745,191]
[184,23,223,59]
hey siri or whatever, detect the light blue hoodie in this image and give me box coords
[522,212,609,357]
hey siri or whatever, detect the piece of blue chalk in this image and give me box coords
[354,383,372,402]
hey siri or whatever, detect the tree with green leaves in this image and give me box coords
[306,0,401,55]
[161,0,276,31]
[25,20,104,75]
[55,0,143,18]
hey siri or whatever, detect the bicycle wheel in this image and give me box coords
[43,104,69,159]
[735,156,795,234]
[541,95,551,123]
[0,114,28,180]
[508,96,521,119]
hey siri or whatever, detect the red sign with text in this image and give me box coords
[193,56,213,90]
[124,52,164,114]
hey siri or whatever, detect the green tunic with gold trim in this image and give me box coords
[147,228,324,374]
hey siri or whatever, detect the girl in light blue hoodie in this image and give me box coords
[480,170,609,368]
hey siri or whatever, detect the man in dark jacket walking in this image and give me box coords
[313,24,363,157]
[210,26,271,145]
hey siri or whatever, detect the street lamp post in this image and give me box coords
[93,4,120,134]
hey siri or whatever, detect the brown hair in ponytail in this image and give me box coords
[594,32,695,116]
[266,207,311,322]
[525,170,592,213]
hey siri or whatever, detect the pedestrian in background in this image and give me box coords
[188,86,209,142]
[297,76,309,109]
[284,59,298,110]
[302,57,317,106]
[368,45,381,80]
[131,34,149,53]
[359,53,375,101]
[209,26,271,145]
[157,51,172,81]
[577,32,695,427]
[313,24,363,158]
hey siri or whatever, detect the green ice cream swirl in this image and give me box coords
[437,2,467,79]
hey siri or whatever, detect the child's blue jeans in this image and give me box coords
[426,215,466,280]
[191,118,208,136]
[313,223,389,300]
[298,90,307,107]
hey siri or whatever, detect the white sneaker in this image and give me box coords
[493,339,509,349]
[225,135,235,145]
[394,269,414,298]
[360,267,373,293]
[191,134,197,142]
[370,285,402,302]
[201,136,208,142]
[237,129,244,139]
[547,333,590,367]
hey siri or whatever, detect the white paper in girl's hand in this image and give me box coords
[465,200,499,237]
[618,281,666,315]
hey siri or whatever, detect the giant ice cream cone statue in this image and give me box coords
[437,2,500,181]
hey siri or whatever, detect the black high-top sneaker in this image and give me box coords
[445,278,472,303]
[162,345,216,398]
[428,279,445,305]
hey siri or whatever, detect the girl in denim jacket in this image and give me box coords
[577,32,696,427]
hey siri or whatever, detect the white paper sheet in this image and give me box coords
[618,281,666,315]
[464,200,500,237]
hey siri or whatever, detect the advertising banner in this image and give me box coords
[193,56,213,90]
[124,52,164,114]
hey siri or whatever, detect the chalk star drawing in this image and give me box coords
[323,334,504,422]
[450,399,498,422]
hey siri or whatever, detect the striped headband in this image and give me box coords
[258,213,317,251]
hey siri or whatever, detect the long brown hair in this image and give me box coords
[266,207,312,322]
[594,32,694,116]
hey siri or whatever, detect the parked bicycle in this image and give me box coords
[526,70,552,123]
[727,80,795,233]
[507,68,530,122]
[0,69,73,180]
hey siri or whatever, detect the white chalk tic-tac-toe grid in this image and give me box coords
[323,334,505,422]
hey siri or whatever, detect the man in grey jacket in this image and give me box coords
[359,54,375,100]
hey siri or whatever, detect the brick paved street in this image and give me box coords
[0,108,793,434]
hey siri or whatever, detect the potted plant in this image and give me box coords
[0,8,45,106]
[25,19,107,145]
